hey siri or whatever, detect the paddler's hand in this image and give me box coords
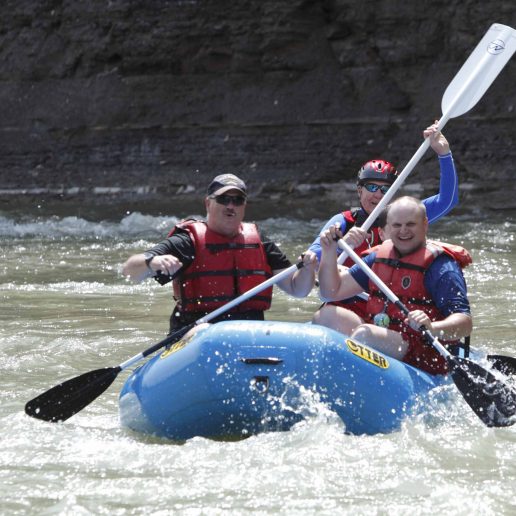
[340,226,369,249]
[320,224,342,252]
[406,310,433,332]
[299,250,318,272]
[183,322,210,340]
[148,254,183,277]
[424,120,450,156]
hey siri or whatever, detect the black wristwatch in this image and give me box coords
[143,252,155,272]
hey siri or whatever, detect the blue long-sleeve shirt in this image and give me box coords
[309,152,458,260]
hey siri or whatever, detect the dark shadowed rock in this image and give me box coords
[0,1,515,218]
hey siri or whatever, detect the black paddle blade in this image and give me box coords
[25,366,121,423]
[447,356,516,428]
[487,354,516,376]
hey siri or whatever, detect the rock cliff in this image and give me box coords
[1,1,515,217]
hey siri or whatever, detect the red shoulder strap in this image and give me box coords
[428,240,473,269]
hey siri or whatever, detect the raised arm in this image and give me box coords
[421,121,459,223]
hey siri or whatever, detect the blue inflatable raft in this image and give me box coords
[119,320,449,440]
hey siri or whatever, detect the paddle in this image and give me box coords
[337,23,516,267]
[24,262,306,422]
[487,354,516,376]
[338,240,516,428]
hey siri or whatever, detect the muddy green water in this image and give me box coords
[1,209,515,515]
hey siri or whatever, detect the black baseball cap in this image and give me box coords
[207,174,247,197]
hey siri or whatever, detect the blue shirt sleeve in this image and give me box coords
[348,253,376,291]
[422,152,459,224]
[423,254,471,316]
[308,213,349,261]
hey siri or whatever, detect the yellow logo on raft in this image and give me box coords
[160,336,191,359]
[345,338,389,369]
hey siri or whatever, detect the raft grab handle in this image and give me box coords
[240,357,283,365]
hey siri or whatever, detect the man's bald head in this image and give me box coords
[383,196,428,256]
[386,196,427,224]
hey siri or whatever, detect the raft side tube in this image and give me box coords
[119,321,446,439]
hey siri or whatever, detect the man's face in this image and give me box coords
[205,189,247,237]
[384,202,428,256]
[357,181,391,214]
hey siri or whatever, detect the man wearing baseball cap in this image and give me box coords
[123,173,316,332]
[206,173,248,196]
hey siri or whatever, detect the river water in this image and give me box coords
[1,207,515,515]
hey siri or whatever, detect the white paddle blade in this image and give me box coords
[441,23,516,118]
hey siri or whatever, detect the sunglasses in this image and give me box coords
[212,194,247,206]
[362,183,390,195]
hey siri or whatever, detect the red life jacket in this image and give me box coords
[342,209,383,267]
[171,220,273,314]
[365,239,472,340]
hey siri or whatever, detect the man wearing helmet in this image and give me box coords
[308,121,458,333]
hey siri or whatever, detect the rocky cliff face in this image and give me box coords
[1,1,515,216]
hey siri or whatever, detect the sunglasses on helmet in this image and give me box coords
[211,194,247,206]
[362,183,390,195]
